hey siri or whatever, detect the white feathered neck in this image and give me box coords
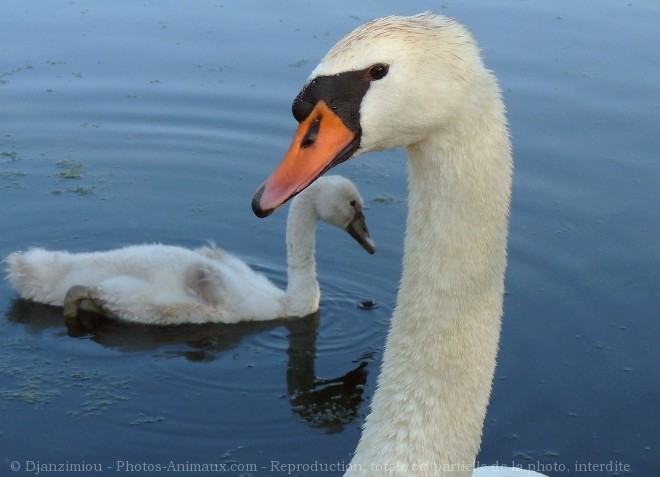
[319,13,517,477]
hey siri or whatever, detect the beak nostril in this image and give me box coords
[300,117,321,149]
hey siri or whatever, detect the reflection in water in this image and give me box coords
[5,298,368,431]
[286,315,368,434]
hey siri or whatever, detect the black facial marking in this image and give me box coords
[292,67,376,133]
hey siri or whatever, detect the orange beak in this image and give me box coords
[252,101,359,217]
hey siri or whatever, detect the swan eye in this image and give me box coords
[368,63,389,81]
[349,200,357,207]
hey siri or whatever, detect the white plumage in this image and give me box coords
[254,12,547,477]
[5,176,374,324]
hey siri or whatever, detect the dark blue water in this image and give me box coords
[1,1,658,476]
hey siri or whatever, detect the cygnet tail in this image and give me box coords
[5,248,73,306]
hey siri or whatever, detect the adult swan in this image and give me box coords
[253,13,546,477]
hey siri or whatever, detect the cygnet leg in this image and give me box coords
[63,285,105,318]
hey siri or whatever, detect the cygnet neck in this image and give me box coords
[283,192,321,316]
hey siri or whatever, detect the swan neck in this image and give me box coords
[350,114,512,476]
[283,195,320,315]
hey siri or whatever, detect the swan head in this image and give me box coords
[252,12,489,217]
[299,175,375,254]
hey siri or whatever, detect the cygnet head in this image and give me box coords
[298,176,375,254]
[253,12,493,217]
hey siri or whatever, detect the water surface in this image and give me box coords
[1,1,658,476]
